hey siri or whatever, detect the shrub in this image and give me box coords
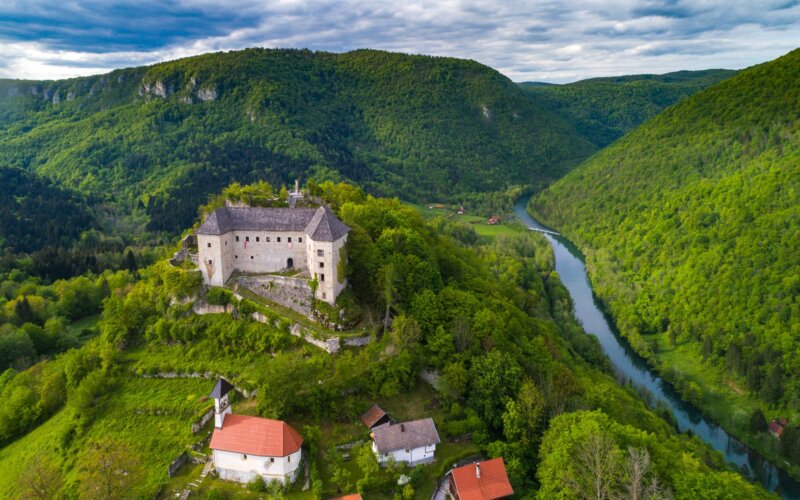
[246,475,267,492]
[205,287,234,306]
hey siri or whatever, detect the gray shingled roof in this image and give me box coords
[372,418,440,453]
[209,378,234,399]
[197,206,349,242]
[308,206,350,242]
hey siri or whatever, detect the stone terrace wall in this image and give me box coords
[237,275,313,315]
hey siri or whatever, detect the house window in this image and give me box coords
[319,262,324,268]
[235,236,240,242]
[320,274,325,282]
[288,237,292,243]
[277,237,281,242]
[298,237,302,242]
[256,237,260,242]
[207,242,211,248]
[317,249,324,257]
[267,236,271,242]
[270,457,275,463]
[245,236,250,242]
[288,456,291,463]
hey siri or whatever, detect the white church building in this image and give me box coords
[196,204,350,304]
[208,378,304,485]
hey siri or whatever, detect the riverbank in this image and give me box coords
[570,234,800,486]
[517,197,800,497]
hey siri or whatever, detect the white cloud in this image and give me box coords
[0,0,798,82]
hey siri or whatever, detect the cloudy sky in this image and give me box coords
[1,0,798,83]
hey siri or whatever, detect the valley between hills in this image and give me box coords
[0,46,798,499]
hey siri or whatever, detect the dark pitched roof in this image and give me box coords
[209,378,234,399]
[360,404,389,429]
[372,418,440,453]
[196,206,349,242]
[450,458,514,500]
[306,206,350,242]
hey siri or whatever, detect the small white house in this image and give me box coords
[371,417,440,467]
[208,379,303,484]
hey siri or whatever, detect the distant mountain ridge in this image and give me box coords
[0,48,596,233]
[522,69,737,147]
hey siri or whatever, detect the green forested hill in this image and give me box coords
[521,69,736,147]
[0,182,767,498]
[0,48,595,233]
[531,48,800,459]
[0,167,96,253]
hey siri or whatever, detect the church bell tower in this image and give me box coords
[209,378,233,428]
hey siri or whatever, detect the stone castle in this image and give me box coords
[196,204,350,304]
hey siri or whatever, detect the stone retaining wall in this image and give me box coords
[237,275,313,315]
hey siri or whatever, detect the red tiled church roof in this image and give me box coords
[210,414,303,457]
[451,457,514,500]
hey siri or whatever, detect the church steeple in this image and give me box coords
[209,378,234,428]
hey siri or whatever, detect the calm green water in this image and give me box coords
[515,197,799,499]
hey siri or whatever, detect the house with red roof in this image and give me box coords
[449,457,514,500]
[208,378,303,484]
[769,417,789,438]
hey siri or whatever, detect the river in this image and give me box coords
[514,197,800,499]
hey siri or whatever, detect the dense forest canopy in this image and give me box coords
[522,69,737,147]
[531,48,800,466]
[0,167,96,253]
[0,48,596,234]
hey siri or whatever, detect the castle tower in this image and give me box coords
[209,378,234,428]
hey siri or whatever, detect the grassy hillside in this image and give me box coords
[521,69,736,147]
[531,48,800,469]
[0,182,766,499]
[0,48,595,234]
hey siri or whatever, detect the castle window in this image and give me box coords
[250,256,254,259]
[224,241,227,246]
[242,454,247,460]
[277,237,281,242]
[245,236,249,242]
[320,273,325,282]
[235,236,240,242]
[298,237,302,242]
[288,237,292,243]
[235,255,238,259]
[207,242,211,248]
[319,262,324,269]
[256,237,260,242]
[288,455,291,463]
[322,292,326,299]
[208,260,213,265]
[270,457,275,463]
[317,249,324,257]
[267,237,271,242]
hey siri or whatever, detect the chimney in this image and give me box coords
[476,463,481,478]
